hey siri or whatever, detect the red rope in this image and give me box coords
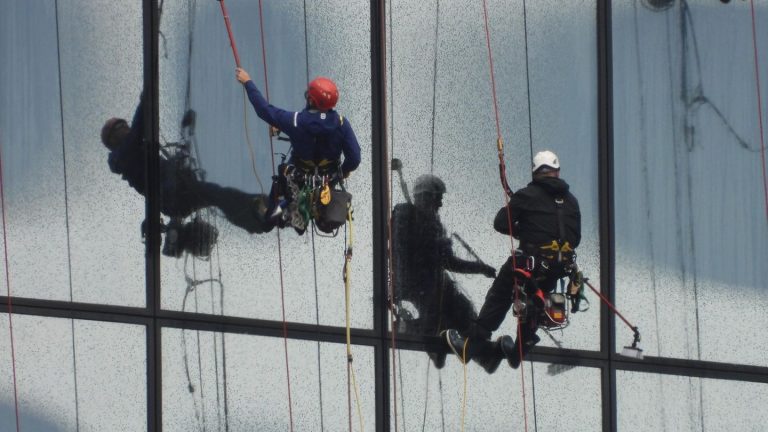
[0,134,21,432]
[480,1,528,431]
[749,0,768,223]
[253,1,294,429]
[218,0,241,68]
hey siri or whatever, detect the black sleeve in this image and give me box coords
[444,254,488,274]
[571,194,582,248]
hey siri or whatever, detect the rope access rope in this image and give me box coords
[343,207,365,431]
[385,1,401,431]
[479,1,529,430]
[218,1,294,428]
[749,0,768,223]
[53,0,81,429]
[309,230,326,431]
[0,132,21,432]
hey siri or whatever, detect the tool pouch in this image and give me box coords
[314,189,352,233]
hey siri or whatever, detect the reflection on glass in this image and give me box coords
[617,371,768,431]
[162,328,376,432]
[234,67,361,236]
[442,151,584,373]
[159,0,373,328]
[1,0,145,305]
[392,173,495,367]
[613,0,768,365]
[392,349,601,431]
[0,314,146,431]
[101,94,270,259]
[387,0,599,352]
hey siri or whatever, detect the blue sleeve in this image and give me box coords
[339,119,361,175]
[244,80,295,131]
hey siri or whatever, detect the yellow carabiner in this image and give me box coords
[320,184,331,205]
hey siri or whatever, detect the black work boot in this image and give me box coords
[427,351,447,369]
[499,335,521,369]
[500,334,541,369]
[442,329,471,363]
[474,338,503,374]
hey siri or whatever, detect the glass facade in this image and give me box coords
[1,1,766,431]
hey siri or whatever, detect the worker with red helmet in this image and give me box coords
[235,67,361,233]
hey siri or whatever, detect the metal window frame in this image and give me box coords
[2,1,768,431]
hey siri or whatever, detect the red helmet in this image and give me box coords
[306,77,339,111]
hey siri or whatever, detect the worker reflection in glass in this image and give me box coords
[101,93,271,257]
[392,174,496,368]
[443,151,582,371]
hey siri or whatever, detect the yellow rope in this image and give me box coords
[344,204,365,431]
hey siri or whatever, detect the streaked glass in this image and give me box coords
[158,0,373,328]
[0,0,145,306]
[162,328,376,431]
[387,0,599,351]
[391,348,601,431]
[612,0,768,365]
[0,314,146,431]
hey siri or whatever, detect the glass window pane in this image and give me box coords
[617,370,768,431]
[0,314,147,431]
[612,0,768,365]
[0,1,145,306]
[162,328,376,431]
[391,348,601,431]
[158,0,373,328]
[388,0,599,351]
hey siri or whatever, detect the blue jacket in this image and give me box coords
[244,80,361,175]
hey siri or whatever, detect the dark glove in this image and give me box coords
[481,264,496,279]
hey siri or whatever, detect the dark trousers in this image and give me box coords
[402,274,477,337]
[162,174,267,234]
[466,256,560,359]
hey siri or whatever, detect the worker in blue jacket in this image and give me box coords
[235,67,361,233]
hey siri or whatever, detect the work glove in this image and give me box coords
[481,264,496,279]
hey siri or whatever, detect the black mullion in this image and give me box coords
[597,0,615,430]
[612,355,768,384]
[143,0,161,430]
[158,314,381,345]
[0,303,150,326]
[0,297,154,318]
[371,0,390,429]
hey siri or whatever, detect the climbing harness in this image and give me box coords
[273,159,352,235]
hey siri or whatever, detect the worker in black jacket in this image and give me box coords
[443,150,581,371]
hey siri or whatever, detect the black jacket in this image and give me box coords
[493,176,581,254]
[393,202,489,298]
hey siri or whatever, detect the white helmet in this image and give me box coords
[532,150,560,173]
